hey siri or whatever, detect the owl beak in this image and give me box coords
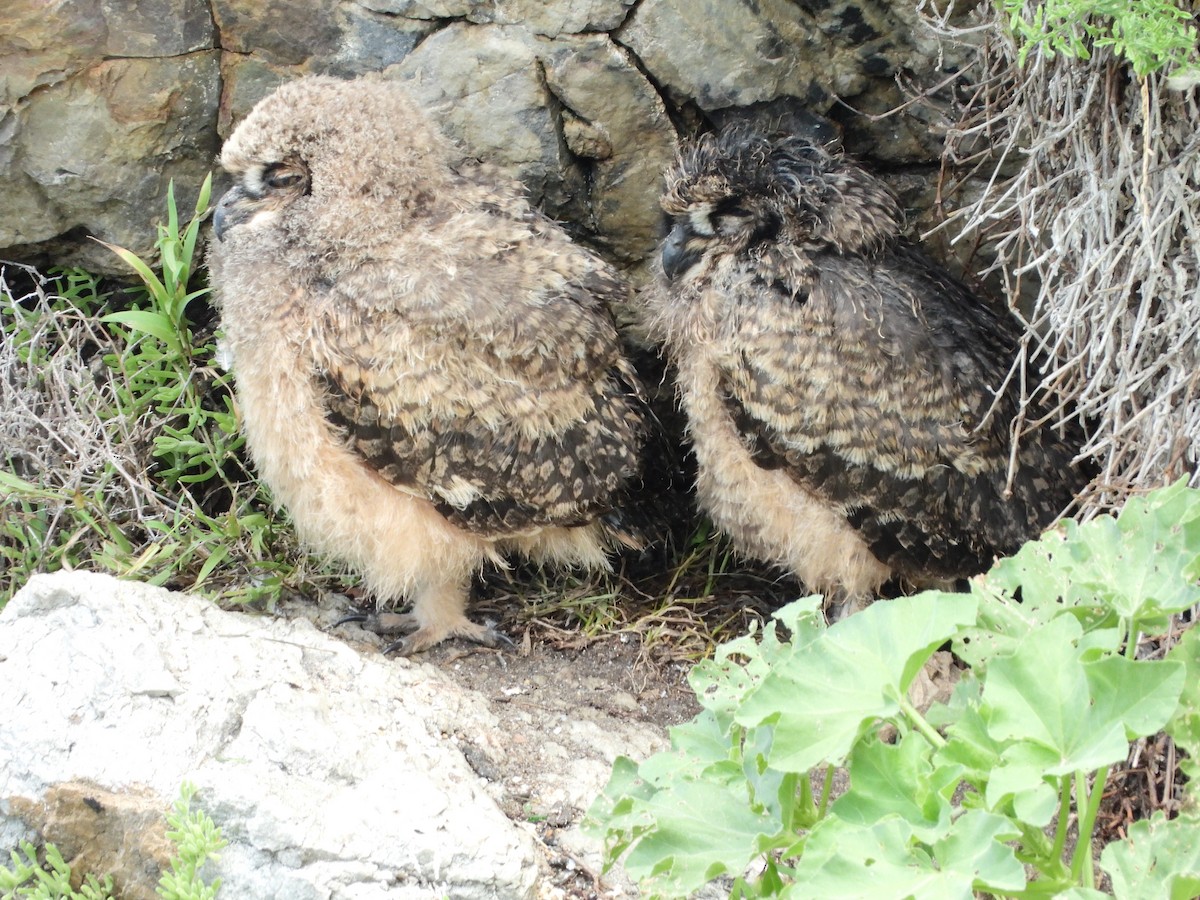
[213,185,251,242]
[661,223,700,282]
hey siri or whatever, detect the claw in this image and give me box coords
[482,618,517,649]
[334,607,512,655]
[333,611,413,635]
[383,618,515,656]
[381,636,411,656]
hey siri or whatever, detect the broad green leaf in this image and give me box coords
[622,776,782,897]
[832,731,952,842]
[1101,812,1200,900]
[737,592,976,773]
[1165,624,1200,785]
[983,745,1059,827]
[585,755,656,861]
[958,538,1107,668]
[932,809,1025,894]
[641,711,740,783]
[994,480,1200,619]
[983,616,1129,775]
[1064,483,1200,626]
[1083,654,1184,741]
[962,481,1200,667]
[689,597,822,725]
[787,815,987,900]
[741,723,791,824]
[934,678,1006,787]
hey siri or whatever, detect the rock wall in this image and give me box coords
[0,0,971,274]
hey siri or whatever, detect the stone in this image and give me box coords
[0,0,967,281]
[616,0,835,110]
[537,33,677,266]
[1,52,221,273]
[393,24,675,269]
[0,571,667,898]
[616,0,961,114]
[394,24,577,219]
[361,0,637,37]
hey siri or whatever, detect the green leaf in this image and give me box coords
[621,776,782,897]
[101,309,183,353]
[737,592,976,773]
[1101,812,1200,900]
[983,616,1128,775]
[643,712,743,783]
[932,809,1025,894]
[787,812,1019,900]
[1083,654,1185,741]
[961,480,1200,667]
[984,744,1061,827]
[1165,624,1200,786]
[97,239,167,296]
[832,731,952,842]
[933,677,1006,788]
[954,569,1103,670]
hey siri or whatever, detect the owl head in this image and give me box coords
[658,128,906,282]
[212,76,453,267]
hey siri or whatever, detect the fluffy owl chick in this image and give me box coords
[208,76,648,653]
[645,129,1090,614]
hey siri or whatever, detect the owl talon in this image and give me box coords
[381,635,414,656]
[333,611,414,635]
[381,618,513,656]
[337,609,511,654]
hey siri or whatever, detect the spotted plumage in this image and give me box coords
[208,75,648,652]
[645,128,1090,612]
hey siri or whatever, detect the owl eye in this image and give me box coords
[264,166,305,190]
[716,203,751,219]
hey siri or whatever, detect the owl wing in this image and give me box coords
[314,233,647,538]
[721,242,1079,577]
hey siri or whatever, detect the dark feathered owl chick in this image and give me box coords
[208,76,648,653]
[645,129,1090,614]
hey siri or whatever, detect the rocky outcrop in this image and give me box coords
[0,0,970,274]
[0,571,670,898]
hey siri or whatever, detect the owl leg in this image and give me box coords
[335,580,512,655]
[823,588,872,623]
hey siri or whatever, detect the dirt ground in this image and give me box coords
[400,630,703,898]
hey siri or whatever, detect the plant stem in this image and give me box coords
[1050,776,1071,863]
[1125,619,1141,659]
[794,770,813,827]
[1071,767,1107,887]
[898,695,947,749]
[817,766,834,819]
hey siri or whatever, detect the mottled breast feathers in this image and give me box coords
[314,197,648,538]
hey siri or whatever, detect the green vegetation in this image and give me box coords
[588,480,1200,898]
[998,0,1200,76]
[0,784,224,900]
[0,179,335,609]
[0,844,113,900]
[157,783,227,900]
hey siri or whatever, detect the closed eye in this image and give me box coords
[264,165,305,190]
